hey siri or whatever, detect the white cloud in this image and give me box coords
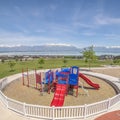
[94,14,120,25]
[104,33,120,40]
[73,22,95,29]
[0,44,22,47]
[14,6,23,17]
[82,32,95,36]
[106,46,120,48]
[49,4,57,11]
[45,43,72,46]
[0,30,68,46]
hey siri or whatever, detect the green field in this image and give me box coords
[0,58,118,79]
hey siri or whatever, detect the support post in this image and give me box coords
[27,68,29,87]
[24,102,26,116]
[107,98,111,111]
[35,69,37,89]
[52,106,55,120]
[5,96,8,108]
[22,68,24,86]
[84,104,87,119]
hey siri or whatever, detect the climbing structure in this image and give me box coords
[35,69,42,91]
[50,66,79,106]
[22,66,100,107]
[69,66,79,97]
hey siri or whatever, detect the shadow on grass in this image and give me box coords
[39,66,43,69]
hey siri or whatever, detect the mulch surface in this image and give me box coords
[2,75,116,106]
[95,110,120,120]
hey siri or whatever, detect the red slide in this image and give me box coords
[50,84,67,107]
[79,73,100,89]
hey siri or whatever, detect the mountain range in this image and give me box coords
[0,45,79,52]
[0,45,120,55]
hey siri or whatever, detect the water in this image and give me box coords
[0,51,119,56]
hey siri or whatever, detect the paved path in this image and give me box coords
[94,110,120,120]
[0,67,120,120]
[0,100,42,120]
[86,103,120,120]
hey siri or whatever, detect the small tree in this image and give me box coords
[63,59,67,67]
[38,58,45,68]
[82,46,97,70]
[14,56,19,62]
[8,60,16,71]
[1,58,5,63]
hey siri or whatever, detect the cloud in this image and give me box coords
[94,14,120,25]
[73,22,95,29]
[49,4,57,11]
[14,6,23,16]
[0,30,70,46]
[45,43,72,46]
[104,33,120,40]
[82,32,96,36]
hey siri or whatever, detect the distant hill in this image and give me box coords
[0,45,80,52]
[83,46,120,52]
[93,46,120,54]
[0,45,120,56]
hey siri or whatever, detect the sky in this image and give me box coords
[0,0,120,48]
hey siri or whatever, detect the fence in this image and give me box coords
[0,74,120,119]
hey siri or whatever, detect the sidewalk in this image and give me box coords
[86,103,120,120]
[0,100,42,120]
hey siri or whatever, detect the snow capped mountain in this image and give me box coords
[0,45,119,56]
[45,43,72,47]
[0,44,80,52]
[106,46,120,48]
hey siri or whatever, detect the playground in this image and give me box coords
[2,66,116,106]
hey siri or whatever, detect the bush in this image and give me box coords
[8,60,16,71]
[113,59,120,64]
[1,59,5,63]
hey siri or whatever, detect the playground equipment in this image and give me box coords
[50,66,79,107]
[79,73,100,89]
[22,68,29,87]
[35,69,42,91]
[44,70,54,94]
[50,84,67,107]
[22,68,55,94]
[68,66,79,97]
[22,68,36,87]
[22,66,100,107]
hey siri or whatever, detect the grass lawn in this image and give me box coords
[0,58,117,79]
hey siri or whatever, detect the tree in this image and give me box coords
[1,58,5,63]
[82,46,97,70]
[38,58,45,68]
[63,59,67,67]
[8,60,16,71]
[14,56,19,62]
